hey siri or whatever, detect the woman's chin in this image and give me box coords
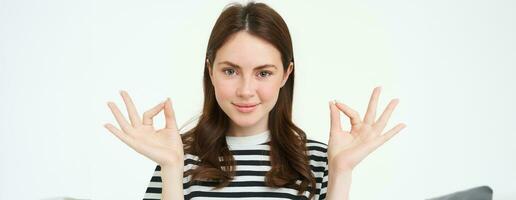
[229,116,260,128]
[232,120,258,128]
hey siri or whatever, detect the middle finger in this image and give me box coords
[120,90,142,127]
[364,86,381,125]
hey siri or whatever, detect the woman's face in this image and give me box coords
[208,31,292,136]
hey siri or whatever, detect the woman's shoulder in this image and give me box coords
[305,138,328,161]
[306,138,328,150]
[305,138,328,180]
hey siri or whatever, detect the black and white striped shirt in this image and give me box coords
[143,130,329,200]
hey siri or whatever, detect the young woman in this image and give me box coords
[104,2,406,200]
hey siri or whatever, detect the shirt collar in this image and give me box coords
[225,130,271,147]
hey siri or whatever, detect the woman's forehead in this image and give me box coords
[214,31,282,68]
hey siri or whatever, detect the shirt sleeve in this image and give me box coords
[307,139,329,200]
[319,155,328,200]
[142,165,163,200]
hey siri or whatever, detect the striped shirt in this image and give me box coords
[143,130,329,200]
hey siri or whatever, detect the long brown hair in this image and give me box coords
[181,1,316,198]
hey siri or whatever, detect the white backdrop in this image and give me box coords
[1,0,515,199]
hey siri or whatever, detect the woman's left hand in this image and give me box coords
[327,86,407,173]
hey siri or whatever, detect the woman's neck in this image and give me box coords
[227,124,269,137]
[227,128,269,137]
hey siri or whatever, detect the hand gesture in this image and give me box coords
[327,86,406,172]
[103,90,184,169]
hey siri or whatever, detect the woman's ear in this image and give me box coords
[281,62,294,87]
[206,58,213,78]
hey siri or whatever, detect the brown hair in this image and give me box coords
[181,1,316,198]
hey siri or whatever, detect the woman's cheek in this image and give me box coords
[218,82,232,97]
[212,80,232,104]
[258,83,281,102]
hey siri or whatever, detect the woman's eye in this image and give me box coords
[223,68,236,76]
[258,71,272,78]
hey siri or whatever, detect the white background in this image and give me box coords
[1,0,515,199]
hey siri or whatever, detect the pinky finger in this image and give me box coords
[104,123,134,146]
[379,123,407,144]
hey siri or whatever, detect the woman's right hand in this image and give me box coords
[103,90,184,170]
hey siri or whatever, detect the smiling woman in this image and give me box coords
[103,1,406,200]
[169,1,323,199]
[207,31,293,136]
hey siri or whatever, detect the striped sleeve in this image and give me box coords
[320,152,328,200]
[307,139,329,200]
[142,165,163,200]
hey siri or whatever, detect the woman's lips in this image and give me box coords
[233,103,258,113]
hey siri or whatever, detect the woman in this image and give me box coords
[104,2,406,200]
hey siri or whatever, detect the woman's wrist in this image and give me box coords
[161,164,184,174]
[327,169,352,200]
[328,170,352,183]
[328,168,352,184]
[161,155,184,172]
[160,164,184,200]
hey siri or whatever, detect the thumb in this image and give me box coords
[164,98,178,130]
[329,100,342,134]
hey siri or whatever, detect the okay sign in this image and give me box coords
[327,86,407,172]
[103,90,184,170]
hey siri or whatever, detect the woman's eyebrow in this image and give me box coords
[217,61,277,70]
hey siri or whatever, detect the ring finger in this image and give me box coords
[107,102,132,133]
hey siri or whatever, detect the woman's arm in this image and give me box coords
[161,165,185,200]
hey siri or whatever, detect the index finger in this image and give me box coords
[363,86,381,125]
[335,101,362,126]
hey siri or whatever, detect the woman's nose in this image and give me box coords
[236,77,255,98]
